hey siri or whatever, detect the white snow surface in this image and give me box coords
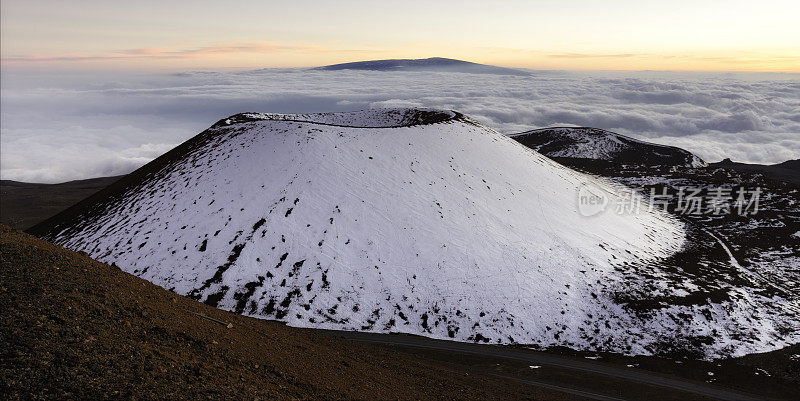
[44,109,791,357]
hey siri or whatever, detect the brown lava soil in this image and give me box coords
[0,224,566,400]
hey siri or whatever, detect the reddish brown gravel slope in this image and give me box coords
[0,224,575,400]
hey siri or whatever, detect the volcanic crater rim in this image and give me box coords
[212,108,462,129]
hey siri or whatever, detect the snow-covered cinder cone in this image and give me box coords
[31,108,797,358]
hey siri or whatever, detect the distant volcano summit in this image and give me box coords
[313,57,531,75]
[30,108,797,358]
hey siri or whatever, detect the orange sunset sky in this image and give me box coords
[1,0,799,72]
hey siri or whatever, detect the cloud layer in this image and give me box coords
[1,69,798,183]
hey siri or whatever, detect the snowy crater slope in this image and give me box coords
[512,127,707,168]
[31,109,793,358]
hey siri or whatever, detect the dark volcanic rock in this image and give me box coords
[708,158,800,185]
[512,127,706,167]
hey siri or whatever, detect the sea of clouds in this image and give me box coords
[1,68,798,183]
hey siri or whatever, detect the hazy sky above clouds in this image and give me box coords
[1,1,798,182]
[1,0,799,72]
[2,69,798,182]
